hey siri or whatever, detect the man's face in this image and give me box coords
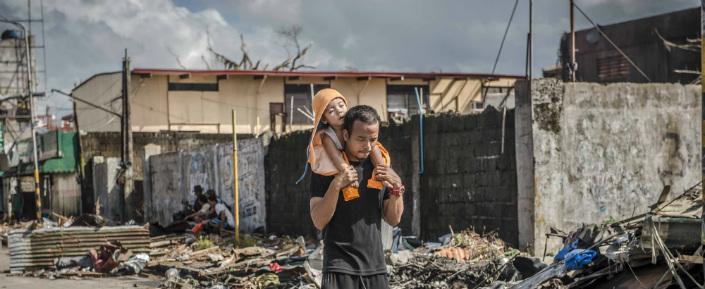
[344,120,379,161]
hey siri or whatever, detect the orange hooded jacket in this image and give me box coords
[307,88,390,176]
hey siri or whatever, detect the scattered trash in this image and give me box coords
[3,184,702,289]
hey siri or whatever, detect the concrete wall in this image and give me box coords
[516,79,701,255]
[146,138,266,231]
[80,131,242,219]
[92,157,123,221]
[265,109,519,245]
[80,132,238,180]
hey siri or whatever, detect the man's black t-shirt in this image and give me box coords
[310,158,389,276]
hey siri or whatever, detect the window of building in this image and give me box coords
[284,84,329,125]
[386,85,429,121]
[168,82,219,91]
[597,55,629,82]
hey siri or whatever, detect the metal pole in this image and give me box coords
[528,0,533,80]
[414,88,424,176]
[570,0,576,82]
[231,110,239,247]
[289,96,293,130]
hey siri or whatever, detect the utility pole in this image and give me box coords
[121,49,134,221]
[528,0,533,80]
[569,0,576,82]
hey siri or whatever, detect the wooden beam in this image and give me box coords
[678,255,703,265]
[288,76,300,81]
[324,76,337,81]
[178,73,190,79]
[217,74,228,80]
[356,76,372,81]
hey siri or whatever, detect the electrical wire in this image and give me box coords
[573,1,652,82]
[490,0,519,75]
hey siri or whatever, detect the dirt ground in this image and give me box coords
[0,244,161,289]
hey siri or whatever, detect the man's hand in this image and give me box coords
[373,165,401,189]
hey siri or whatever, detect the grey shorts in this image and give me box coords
[322,272,389,289]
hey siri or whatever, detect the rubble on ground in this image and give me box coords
[2,184,702,288]
[389,230,523,289]
[491,183,705,289]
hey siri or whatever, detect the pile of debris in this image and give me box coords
[145,233,317,288]
[496,183,704,289]
[388,229,527,289]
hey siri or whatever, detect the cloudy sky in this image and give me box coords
[0,0,698,114]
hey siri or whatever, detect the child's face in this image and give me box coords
[323,97,347,128]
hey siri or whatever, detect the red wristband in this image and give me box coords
[390,184,405,196]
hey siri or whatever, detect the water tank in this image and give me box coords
[1,30,22,40]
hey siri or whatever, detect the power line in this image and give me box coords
[572,1,651,82]
[490,0,519,75]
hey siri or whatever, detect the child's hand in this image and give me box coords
[373,165,402,188]
[334,166,358,190]
[341,164,359,188]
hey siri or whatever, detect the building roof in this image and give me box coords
[132,68,525,80]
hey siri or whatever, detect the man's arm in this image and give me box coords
[375,165,404,226]
[310,167,357,230]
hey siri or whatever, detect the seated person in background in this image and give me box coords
[192,185,205,212]
[184,193,210,222]
[205,194,235,236]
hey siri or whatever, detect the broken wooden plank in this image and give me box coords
[677,255,703,265]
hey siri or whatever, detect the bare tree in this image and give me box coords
[170,25,314,71]
[273,24,314,71]
[207,33,264,70]
[167,47,187,69]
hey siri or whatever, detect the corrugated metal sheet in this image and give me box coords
[8,226,150,273]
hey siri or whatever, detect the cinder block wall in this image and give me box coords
[420,109,517,244]
[265,109,519,246]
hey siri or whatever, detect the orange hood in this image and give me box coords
[307,89,348,171]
